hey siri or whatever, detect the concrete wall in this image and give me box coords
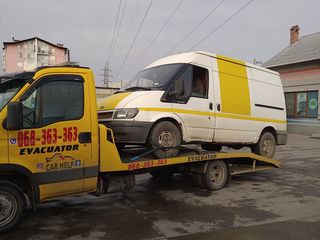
[3,38,67,73]
[4,44,18,73]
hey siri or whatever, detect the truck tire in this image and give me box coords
[0,182,26,233]
[201,161,228,190]
[251,131,276,158]
[192,173,205,188]
[148,121,181,158]
[201,144,222,152]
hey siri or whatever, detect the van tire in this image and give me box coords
[252,131,276,158]
[202,144,222,152]
[0,182,26,233]
[148,121,181,158]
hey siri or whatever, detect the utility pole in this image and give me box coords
[101,62,113,87]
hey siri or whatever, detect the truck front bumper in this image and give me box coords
[103,121,153,144]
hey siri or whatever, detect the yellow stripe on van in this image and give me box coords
[216,55,251,116]
[98,92,132,110]
[139,107,286,124]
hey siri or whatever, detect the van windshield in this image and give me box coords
[0,79,27,111]
[123,63,185,91]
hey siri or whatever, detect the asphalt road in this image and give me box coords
[1,134,320,240]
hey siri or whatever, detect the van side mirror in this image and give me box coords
[7,102,23,130]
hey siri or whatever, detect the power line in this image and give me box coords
[115,0,154,81]
[107,0,122,63]
[109,0,128,62]
[124,0,141,39]
[188,0,255,51]
[124,0,184,74]
[166,0,225,55]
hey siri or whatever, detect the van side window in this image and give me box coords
[192,66,208,99]
[166,64,209,103]
[21,78,84,128]
[173,65,192,101]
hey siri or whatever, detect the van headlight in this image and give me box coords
[113,108,139,119]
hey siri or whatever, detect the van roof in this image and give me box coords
[145,51,279,76]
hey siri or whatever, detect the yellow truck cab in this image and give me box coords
[0,63,281,233]
[0,64,101,231]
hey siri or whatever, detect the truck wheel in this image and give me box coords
[201,144,222,152]
[150,170,175,179]
[0,183,26,233]
[252,131,276,158]
[192,173,205,188]
[201,161,228,190]
[148,121,181,158]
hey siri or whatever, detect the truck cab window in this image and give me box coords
[0,80,26,111]
[22,79,84,128]
[22,89,39,128]
[192,66,208,98]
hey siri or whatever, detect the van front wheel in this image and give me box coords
[148,121,181,158]
[252,131,276,158]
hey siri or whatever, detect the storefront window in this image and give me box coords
[285,91,318,118]
[308,92,318,118]
[296,92,307,117]
[285,93,295,116]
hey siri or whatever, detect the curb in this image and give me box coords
[310,134,320,139]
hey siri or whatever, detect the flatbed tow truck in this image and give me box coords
[0,64,280,233]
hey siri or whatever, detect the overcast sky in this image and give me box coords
[0,0,319,86]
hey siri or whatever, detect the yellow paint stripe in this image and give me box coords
[139,107,211,116]
[139,107,286,124]
[98,92,132,110]
[217,54,251,116]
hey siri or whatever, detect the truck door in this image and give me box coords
[8,74,93,199]
[0,124,8,164]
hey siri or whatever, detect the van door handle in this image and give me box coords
[216,104,221,111]
[78,132,91,143]
[209,102,213,110]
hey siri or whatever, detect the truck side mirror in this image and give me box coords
[7,102,23,130]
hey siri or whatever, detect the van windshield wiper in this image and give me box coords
[125,86,151,91]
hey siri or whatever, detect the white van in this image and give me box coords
[98,51,287,158]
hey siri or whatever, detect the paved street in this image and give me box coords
[1,134,320,240]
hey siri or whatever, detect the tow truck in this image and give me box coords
[0,64,281,232]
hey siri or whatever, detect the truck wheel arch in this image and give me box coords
[0,164,40,208]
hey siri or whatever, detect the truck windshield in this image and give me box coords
[0,80,26,111]
[123,63,185,91]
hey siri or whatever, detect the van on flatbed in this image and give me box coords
[98,51,287,159]
[0,63,281,233]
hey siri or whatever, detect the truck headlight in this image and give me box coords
[113,108,139,119]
